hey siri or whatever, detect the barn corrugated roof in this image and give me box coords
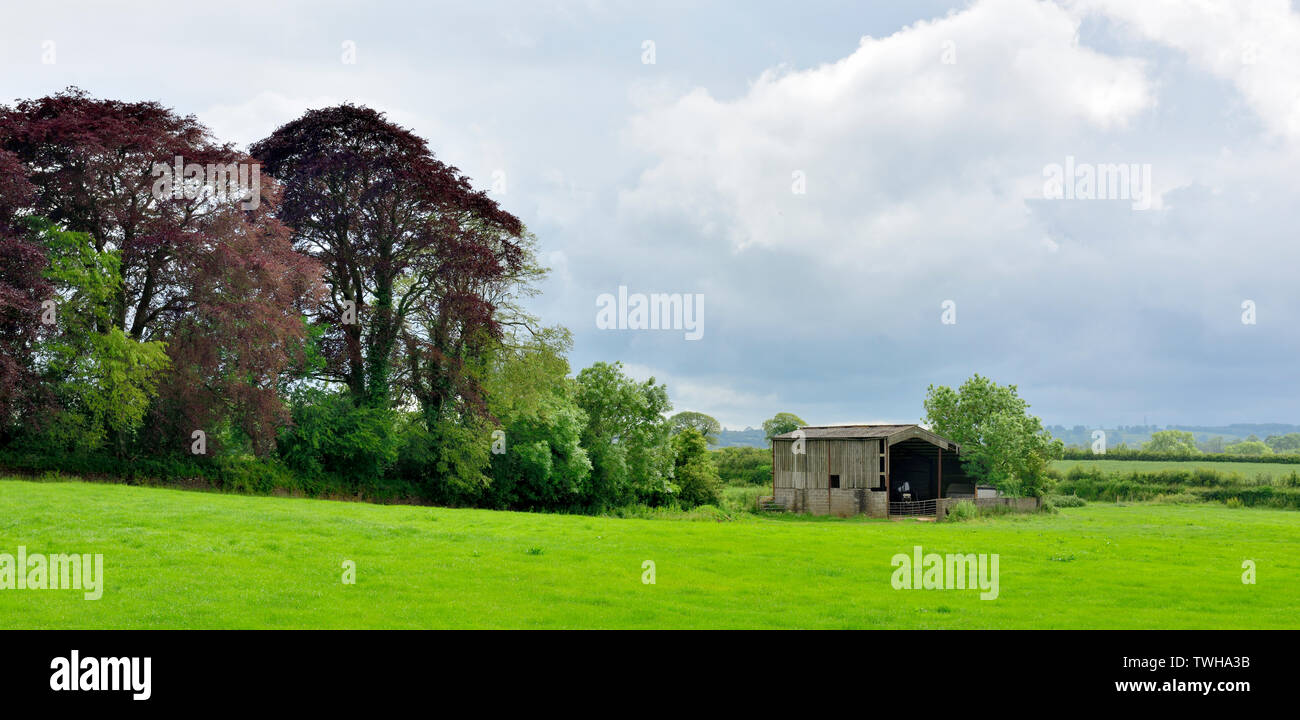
[771,424,960,451]
[772,424,915,439]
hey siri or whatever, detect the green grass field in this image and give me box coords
[1053,458,1298,482]
[2,477,1296,629]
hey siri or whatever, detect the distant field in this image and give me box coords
[1,477,1296,629]
[1053,458,1297,482]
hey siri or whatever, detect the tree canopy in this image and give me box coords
[1143,430,1201,456]
[250,104,524,419]
[0,88,318,455]
[762,412,806,444]
[669,411,721,444]
[923,374,1062,497]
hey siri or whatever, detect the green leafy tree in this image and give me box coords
[1144,430,1200,456]
[669,411,722,444]
[923,374,1063,497]
[32,219,170,453]
[1264,433,1300,453]
[1224,440,1272,456]
[712,446,772,485]
[671,428,722,507]
[1199,436,1227,453]
[401,418,493,506]
[574,361,673,507]
[278,388,401,493]
[483,329,591,509]
[762,412,807,445]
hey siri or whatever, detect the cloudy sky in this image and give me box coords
[4,0,1299,429]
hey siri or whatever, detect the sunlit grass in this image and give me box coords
[1,477,1295,628]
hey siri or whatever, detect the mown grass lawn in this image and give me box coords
[1053,458,1299,482]
[1,477,1295,629]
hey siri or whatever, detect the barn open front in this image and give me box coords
[768,425,1031,517]
[888,436,968,515]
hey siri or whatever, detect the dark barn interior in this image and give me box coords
[887,438,971,503]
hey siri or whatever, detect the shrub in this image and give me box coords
[395,420,491,506]
[946,500,978,522]
[599,502,742,522]
[1202,487,1300,510]
[720,485,765,515]
[1051,464,1300,510]
[1151,492,1200,504]
[689,504,732,522]
[711,446,772,485]
[671,428,723,508]
[277,390,401,494]
[212,454,296,495]
[1047,493,1086,508]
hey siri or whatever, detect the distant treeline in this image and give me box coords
[1064,429,1300,457]
[1061,449,1300,464]
[1047,423,1300,448]
[715,428,768,448]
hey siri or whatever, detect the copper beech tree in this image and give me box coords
[0,150,48,428]
[0,89,320,454]
[251,105,525,424]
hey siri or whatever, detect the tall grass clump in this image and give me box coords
[945,500,978,522]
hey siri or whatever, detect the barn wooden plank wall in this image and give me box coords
[772,438,882,489]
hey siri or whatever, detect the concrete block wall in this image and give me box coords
[777,489,1040,518]
[936,496,1041,518]
[866,490,888,518]
[775,487,800,512]
[976,497,1040,512]
[774,488,890,517]
[805,490,831,516]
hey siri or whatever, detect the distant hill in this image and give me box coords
[716,427,767,448]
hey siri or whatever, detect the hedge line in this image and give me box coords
[1060,449,1300,464]
[1048,465,1300,509]
[0,450,377,499]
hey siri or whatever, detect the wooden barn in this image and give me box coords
[769,424,975,517]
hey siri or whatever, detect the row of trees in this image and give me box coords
[1052,426,1300,456]
[0,88,720,511]
[1142,429,1300,456]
